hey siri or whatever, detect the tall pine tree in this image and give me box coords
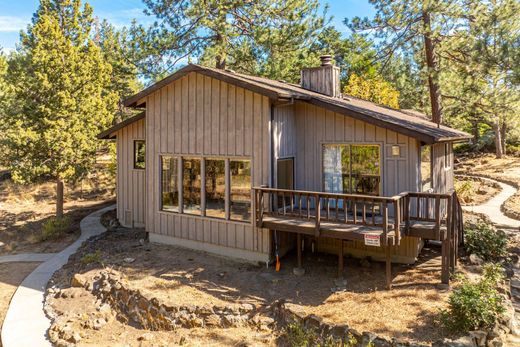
[129,0,328,81]
[0,0,117,217]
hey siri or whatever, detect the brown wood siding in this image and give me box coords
[115,118,146,228]
[432,142,454,193]
[278,101,423,262]
[145,72,271,260]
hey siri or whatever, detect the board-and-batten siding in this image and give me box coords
[115,118,146,228]
[432,143,454,193]
[273,101,423,263]
[145,72,271,263]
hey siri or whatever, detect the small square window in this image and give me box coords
[134,140,145,169]
[444,143,451,169]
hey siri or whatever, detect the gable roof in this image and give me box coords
[97,112,145,139]
[120,64,472,144]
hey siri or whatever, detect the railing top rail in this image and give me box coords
[252,186,403,202]
[407,191,453,199]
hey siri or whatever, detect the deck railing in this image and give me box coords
[253,187,406,245]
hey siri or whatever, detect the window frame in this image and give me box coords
[321,143,382,196]
[160,155,180,212]
[133,140,146,170]
[158,154,252,224]
[444,143,451,170]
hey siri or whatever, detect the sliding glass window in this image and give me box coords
[322,144,381,196]
[182,158,201,215]
[205,159,226,218]
[230,160,251,221]
[161,156,179,212]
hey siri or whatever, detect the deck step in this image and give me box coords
[406,221,447,240]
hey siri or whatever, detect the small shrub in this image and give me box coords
[440,264,506,332]
[465,221,508,261]
[80,250,102,265]
[282,322,353,347]
[41,216,71,241]
[455,179,476,204]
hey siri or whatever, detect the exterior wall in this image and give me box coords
[115,118,146,228]
[144,72,271,263]
[432,142,454,193]
[273,101,423,263]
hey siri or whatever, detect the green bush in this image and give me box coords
[455,179,476,204]
[440,264,506,332]
[282,322,355,347]
[80,250,102,265]
[41,216,71,241]
[465,222,508,261]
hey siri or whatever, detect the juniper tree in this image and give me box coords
[1,0,117,217]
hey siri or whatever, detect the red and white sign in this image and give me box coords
[364,234,380,247]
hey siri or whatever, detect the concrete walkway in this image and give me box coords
[0,253,57,263]
[461,176,520,229]
[1,204,115,347]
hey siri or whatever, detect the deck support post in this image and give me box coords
[441,237,450,285]
[385,245,392,290]
[338,240,344,278]
[297,233,302,268]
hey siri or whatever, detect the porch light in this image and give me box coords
[391,145,400,156]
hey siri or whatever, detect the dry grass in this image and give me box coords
[0,161,115,255]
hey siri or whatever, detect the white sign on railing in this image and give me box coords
[364,234,380,247]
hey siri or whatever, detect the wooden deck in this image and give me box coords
[253,187,464,289]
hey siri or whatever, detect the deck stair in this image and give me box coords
[253,187,464,289]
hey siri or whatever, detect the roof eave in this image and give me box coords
[97,112,146,139]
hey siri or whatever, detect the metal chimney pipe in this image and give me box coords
[320,55,333,66]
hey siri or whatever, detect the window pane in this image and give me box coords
[230,160,251,221]
[183,158,201,215]
[205,159,226,218]
[421,145,432,191]
[134,141,145,169]
[323,145,350,193]
[161,156,178,212]
[351,145,380,196]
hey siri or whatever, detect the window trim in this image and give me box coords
[133,140,146,170]
[444,143,451,170]
[158,154,252,224]
[321,143,382,196]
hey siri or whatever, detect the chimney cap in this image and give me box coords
[320,55,333,66]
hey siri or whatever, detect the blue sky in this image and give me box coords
[0,0,375,53]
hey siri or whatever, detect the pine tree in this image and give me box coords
[442,0,520,157]
[129,0,328,81]
[347,0,459,124]
[0,0,117,217]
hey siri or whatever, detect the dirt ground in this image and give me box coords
[0,262,42,347]
[0,161,115,255]
[456,154,520,217]
[49,211,470,346]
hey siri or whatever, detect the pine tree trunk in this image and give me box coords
[215,32,226,70]
[494,121,503,158]
[56,179,64,219]
[422,11,442,126]
[501,122,507,155]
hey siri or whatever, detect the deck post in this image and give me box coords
[386,245,392,289]
[315,195,321,237]
[338,240,344,278]
[297,233,302,268]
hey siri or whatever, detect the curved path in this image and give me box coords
[0,253,57,263]
[460,175,520,229]
[1,204,115,347]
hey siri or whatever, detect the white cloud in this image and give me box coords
[0,16,30,33]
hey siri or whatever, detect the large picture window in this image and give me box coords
[323,144,380,196]
[182,158,201,215]
[230,160,251,221]
[161,156,179,212]
[205,159,226,218]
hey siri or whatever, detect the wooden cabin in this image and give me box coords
[98,57,471,288]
